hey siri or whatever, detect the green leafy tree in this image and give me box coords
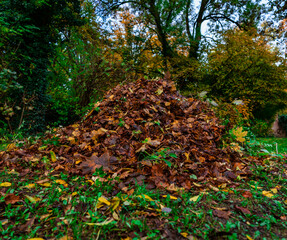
[99,0,264,90]
[205,28,287,121]
[0,0,82,133]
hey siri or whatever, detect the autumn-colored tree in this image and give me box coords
[205,28,287,120]
[111,9,166,78]
[99,0,264,90]
[100,0,263,60]
[47,2,131,126]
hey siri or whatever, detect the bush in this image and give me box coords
[213,99,252,131]
[250,119,271,137]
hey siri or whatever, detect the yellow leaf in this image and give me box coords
[6,143,16,151]
[246,235,254,240]
[166,183,184,192]
[219,183,227,189]
[231,127,248,143]
[39,182,51,187]
[109,197,121,211]
[86,180,94,185]
[58,236,73,240]
[72,192,78,196]
[25,195,41,203]
[284,199,287,204]
[7,169,19,175]
[270,188,278,194]
[209,185,219,192]
[0,219,8,225]
[72,130,81,137]
[162,195,178,200]
[145,138,161,147]
[75,160,82,164]
[96,196,110,209]
[40,214,51,221]
[0,182,11,187]
[262,191,274,198]
[38,146,47,151]
[165,102,171,106]
[29,156,40,162]
[250,185,262,189]
[27,238,45,240]
[156,86,163,95]
[55,179,68,187]
[189,195,201,202]
[23,183,35,189]
[180,232,188,238]
[138,194,154,202]
[85,218,114,226]
[50,151,57,162]
[112,211,119,220]
[67,137,76,144]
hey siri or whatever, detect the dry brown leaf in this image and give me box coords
[5,194,21,205]
[213,209,232,219]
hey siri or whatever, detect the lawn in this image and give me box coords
[256,138,287,155]
[0,151,286,239]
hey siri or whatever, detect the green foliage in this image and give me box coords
[0,0,83,134]
[205,28,287,121]
[47,3,131,126]
[257,137,287,154]
[214,100,252,131]
[250,119,271,137]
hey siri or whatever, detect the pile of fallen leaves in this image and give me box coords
[1,77,263,190]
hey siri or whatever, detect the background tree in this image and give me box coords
[98,0,263,90]
[0,0,82,133]
[100,0,263,59]
[47,1,132,126]
[112,9,166,77]
[204,28,287,121]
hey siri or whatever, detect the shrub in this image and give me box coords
[250,119,271,137]
[214,99,252,130]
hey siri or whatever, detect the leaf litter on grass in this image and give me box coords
[0,76,287,239]
[1,76,263,190]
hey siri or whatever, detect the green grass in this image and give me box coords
[0,157,287,240]
[0,143,8,151]
[257,137,287,155]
